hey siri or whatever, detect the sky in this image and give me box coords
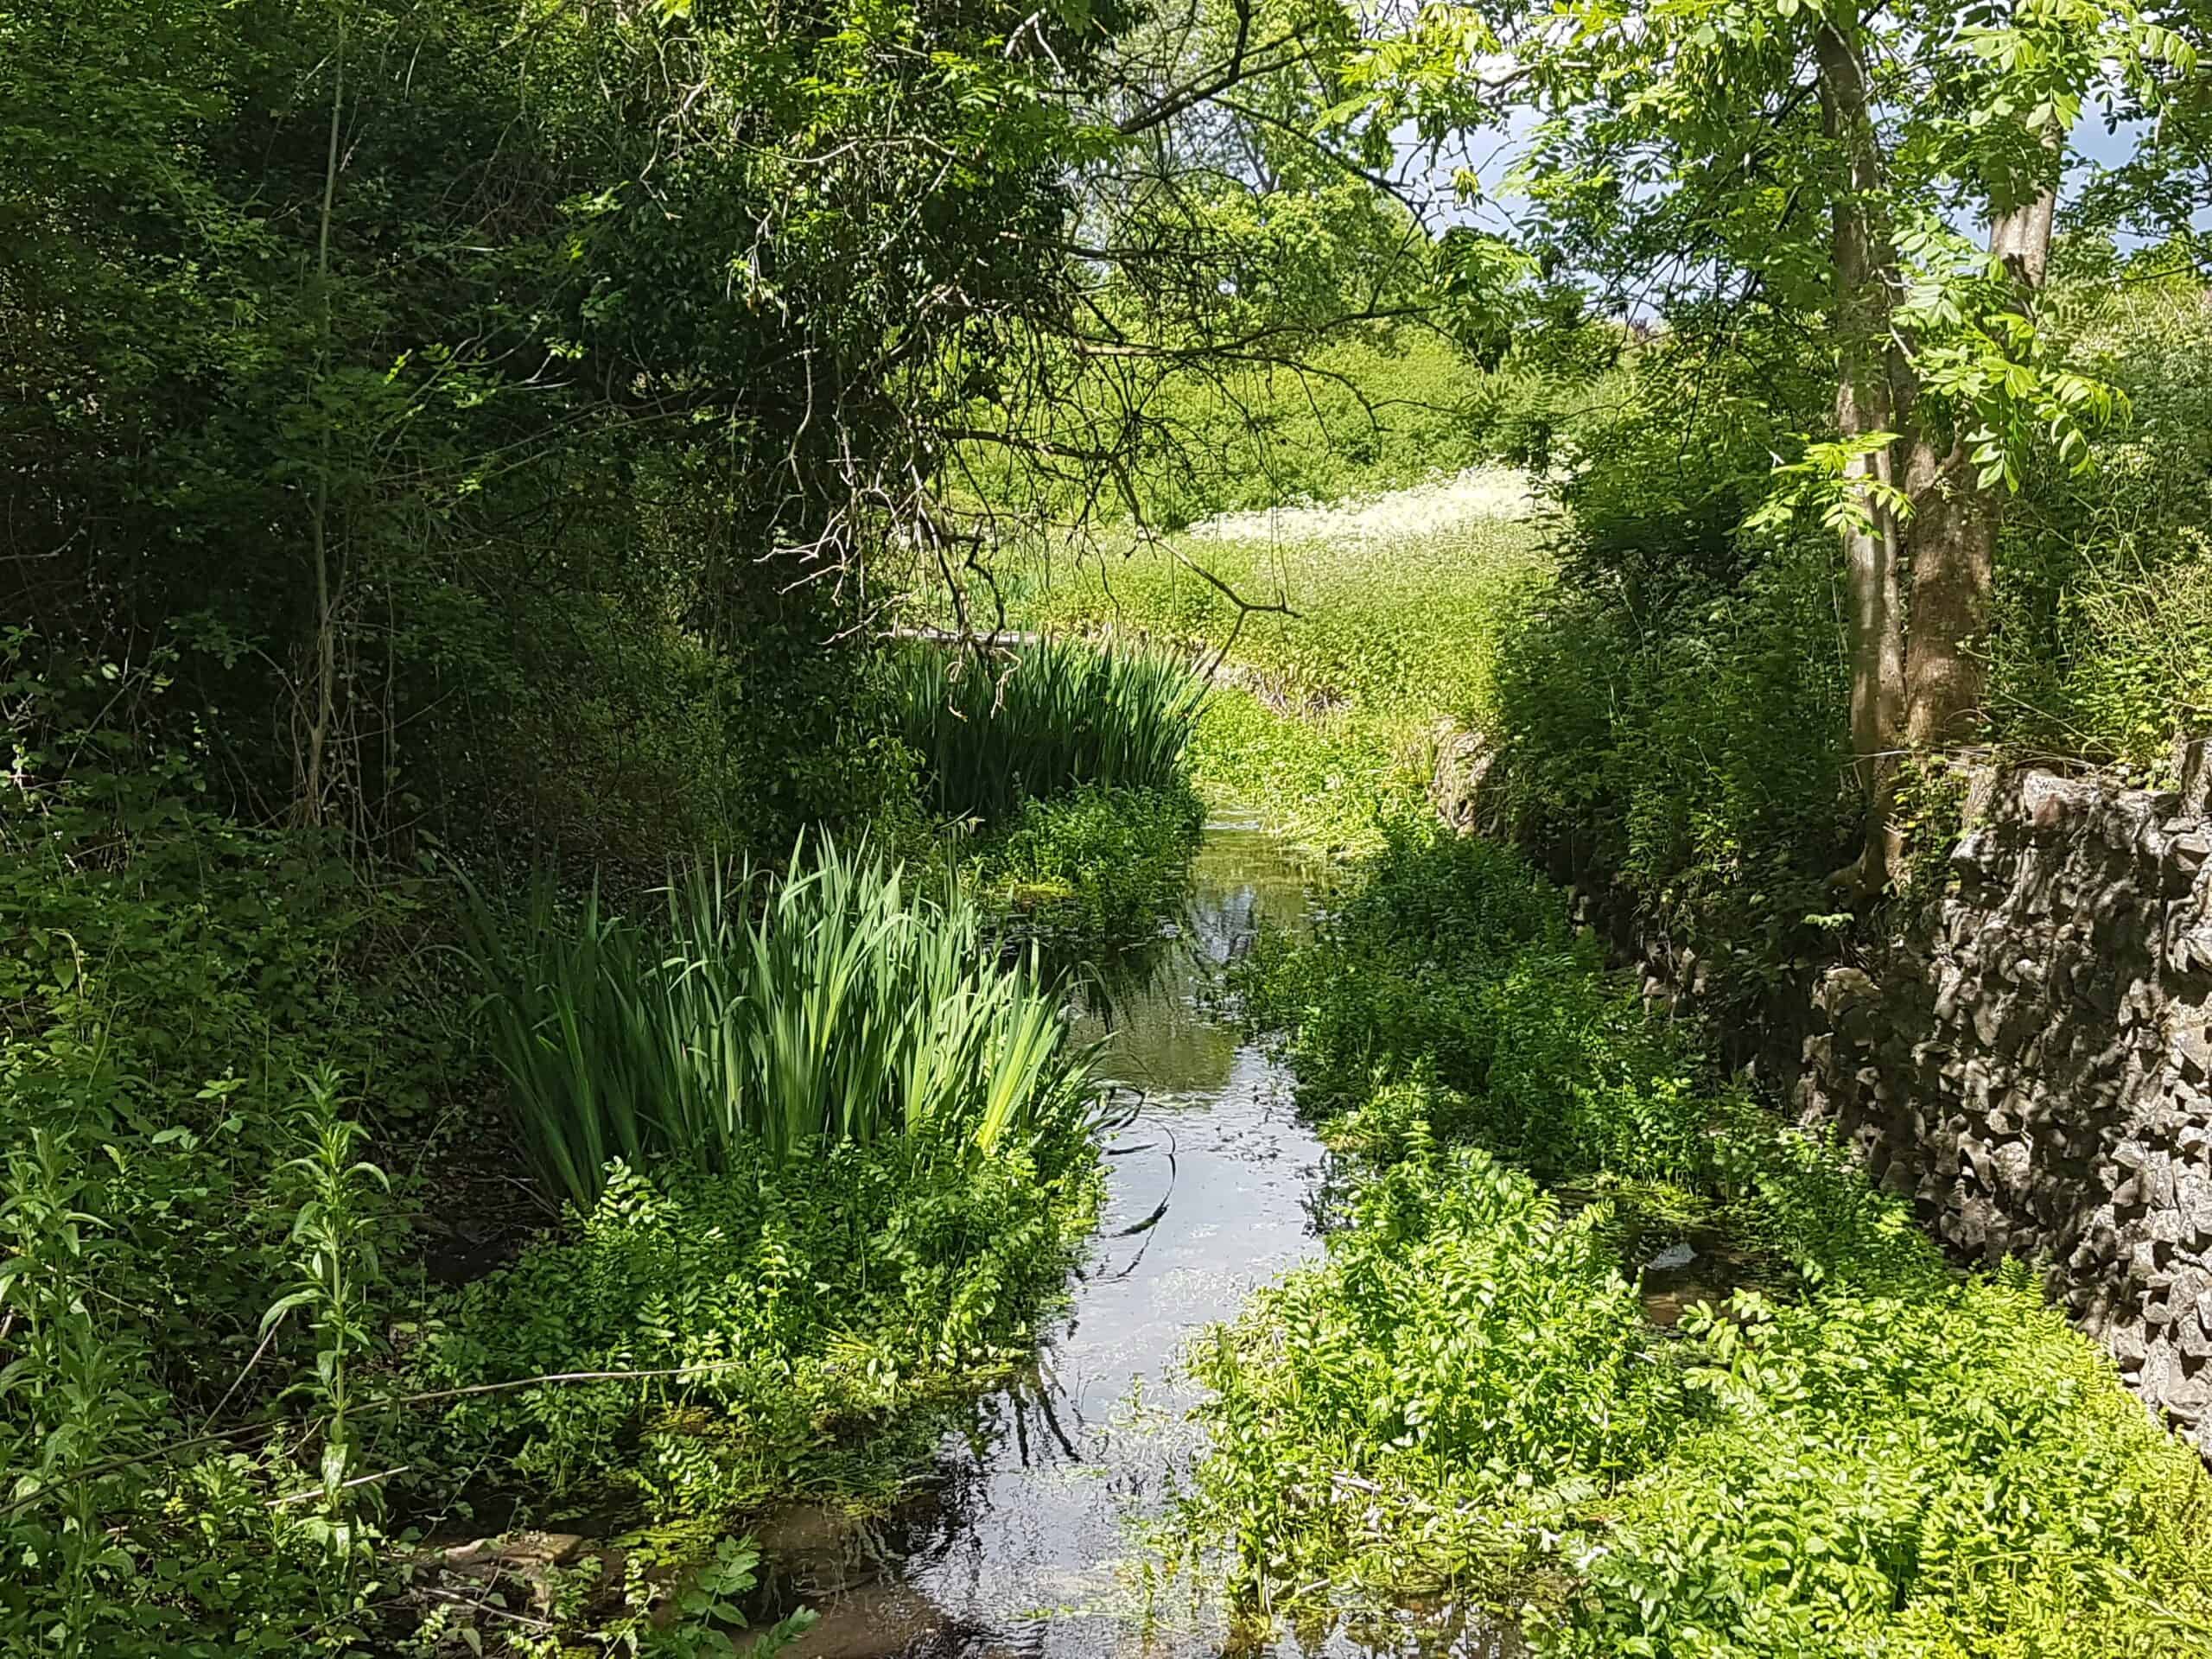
[1394,94,2210,254]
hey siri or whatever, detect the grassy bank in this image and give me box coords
[1165,825,2212,1656]
[0,632,1208,1656]
[988,467,1548,854]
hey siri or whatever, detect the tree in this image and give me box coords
[1366,0,2202,887]
[0,0,1151,853]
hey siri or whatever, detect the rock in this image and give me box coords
[1428,723,1497,835]
[2174,1018,2212,1079]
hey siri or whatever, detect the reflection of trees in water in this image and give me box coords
[1076,830,1313,1098]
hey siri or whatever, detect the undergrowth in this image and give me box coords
[1168,826,2212,1656]
[418,1132,1103,1521]
[0,639,1136,1655]
[968,782,1205,953]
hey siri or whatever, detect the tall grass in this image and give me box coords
[461,841,1096,1208]
[891,638,1205,821]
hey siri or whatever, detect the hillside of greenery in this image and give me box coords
[9,0,2212,1655]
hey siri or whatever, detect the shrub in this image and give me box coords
[969,782,1205,952]
[1485,532,1856,1000]
[462,840,1099,1209]
[421,1136,1103,1513]
[1236,826,1713,1184]
[1559,1272,2212,1659]
[891,638,1206,823]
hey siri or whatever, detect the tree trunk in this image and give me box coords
[1900,145,2060,748]
[300,16,346,829]
[1900,438,1999,747]
[1816,22,1906,890]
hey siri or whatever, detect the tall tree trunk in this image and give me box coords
[1900,143,2060,748]
[300,17,346,828]
[1817,22,1906,890]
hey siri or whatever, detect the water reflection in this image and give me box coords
[749,825,1511,1658]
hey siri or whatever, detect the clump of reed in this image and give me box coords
[890,637,1205,822]
[461,840,1095,1208]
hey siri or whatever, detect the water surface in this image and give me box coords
[757,824,1514,1659]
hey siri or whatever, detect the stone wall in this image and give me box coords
[1791,743,2212,1452]
[1452,736,2212,1449]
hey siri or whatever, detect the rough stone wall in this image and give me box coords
[1789,741,2212,1452]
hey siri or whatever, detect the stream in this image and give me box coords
[751,823,1519,1659]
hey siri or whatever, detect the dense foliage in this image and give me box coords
[969,784,1208,953]
[1483,271,2212,1001]
[0,767,410,1649]
[465,843,1099,1207]
[421,1133,1102,1517]
[1176,827,2212,1655]
[6,0,1119,864]
[9,0,2212,1650]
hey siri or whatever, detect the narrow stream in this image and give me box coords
[753,823,1516,1659]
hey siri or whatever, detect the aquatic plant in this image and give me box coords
[462,839,1097,1208]
[969,782,1205,952]
[891,637,1205,823]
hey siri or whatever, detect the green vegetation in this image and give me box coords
[1173,827,2212,1655]
[465,843,1098,1208]
[1986,279,2212,767]
[890,637,1211,950]
[0,683,425,1652]
[10,0,2212,1651]
[990,471,1547,852]
[968,784,1207,953]
[422,1131,1102,1517]
[1485,273,2212,1006]
[893,639,1207,824]
[962,331,1494,533]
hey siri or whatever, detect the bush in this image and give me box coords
[1483,278,2212,994]
[1237,827,1713,1184]
[1486,526,1857,998]
[1560,1270,2212,1659]
[0,659,419,1652]
[1988,280,2212,772]
[1181,1145,1670,1609]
